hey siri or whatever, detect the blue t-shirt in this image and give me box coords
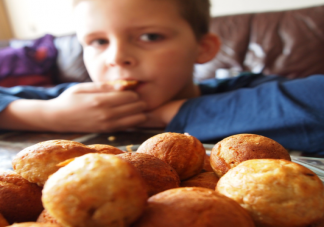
[1,73,323,155]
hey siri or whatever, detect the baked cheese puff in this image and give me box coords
[117,152,180,196]
[87,144,125,154]
[12,140,96,186]
[42,153,147,227]
[312,216,324,227]
[0,171,43,224]
[216,159,324,227]
[202,154,213,172]
[8,223,61,227]
[132,187,255,227]
[180,172,219,190]
[210,134,291,177]
[106,80,138,90]
[0,213,8,227]
[137,132,205,180]
[36,210,61,226]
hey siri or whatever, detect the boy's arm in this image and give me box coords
[0,99,53,131]
[139,73,286,129]
[166,75,324,154]
[0,83,147,132]
[0,83,76,131]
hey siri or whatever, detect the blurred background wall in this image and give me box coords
[0,0,13,40]
[1,0,324,40]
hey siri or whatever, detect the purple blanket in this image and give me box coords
[0,34,57,79]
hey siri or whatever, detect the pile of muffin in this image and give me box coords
[0,132,324,227]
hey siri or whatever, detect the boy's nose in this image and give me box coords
[105,43,137,67]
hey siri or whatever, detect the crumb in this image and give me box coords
[126,145,133,152]
[108,136,116,141]
[57,158,75,167]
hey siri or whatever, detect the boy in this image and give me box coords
[1,0,324,154]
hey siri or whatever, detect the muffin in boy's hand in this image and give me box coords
[106,80,139,90]
[42,153,147,227]
[137,132,206,180]
[210,133,291,177]
[216,159,324,227]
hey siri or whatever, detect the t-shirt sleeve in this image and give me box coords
[0,83,77,112]
[166,75,324,154]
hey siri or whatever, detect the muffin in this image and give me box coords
[106,80,138,90]
[0,213,8,227]
[137,132,206,180]
[8,223,60,227]
[87,144,124,155]
[0,171,43,224]
[117,152,180,196]
[12,140,96,186]
[216,159,324,227]
[180,172,219,190]
[210,134,291,177]
[202,154,213,172]
[37,210,61,226]
[132,187,255,227]
[42,153,147,227]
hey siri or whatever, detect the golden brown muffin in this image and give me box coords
[0,171,43,224]
[216,159,324,227]
[12,140,96,186]
[132,187,255,227]
[117,152,180,196]
[0,213,8,227]
[137,132,206,180]
[36,210,61,226]
[42,153,147,227]
[106,80,138,90]
[87,144,125,155]
[8,223,60,227]
[180,172,219,190]
[312,216,324,227]
[202,154,213,172]
[210,134,291,177]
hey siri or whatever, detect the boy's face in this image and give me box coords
[74,0,203,110]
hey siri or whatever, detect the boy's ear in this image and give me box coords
[195,33,220,64]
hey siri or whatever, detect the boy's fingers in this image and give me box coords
[106,113,147,132]
[94,91,142,107]
[68,82,118,93]
[109,101,147,119]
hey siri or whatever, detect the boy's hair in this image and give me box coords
[174,0,211,40]
[72,0,211,40]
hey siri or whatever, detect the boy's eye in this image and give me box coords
[90,39,108,47]
[139,33,164,42]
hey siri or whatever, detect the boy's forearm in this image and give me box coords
[0,99,51,131]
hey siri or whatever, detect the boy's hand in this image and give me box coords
[43,82,147,132]
[139,99,186,129]
[1,82,147,133]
